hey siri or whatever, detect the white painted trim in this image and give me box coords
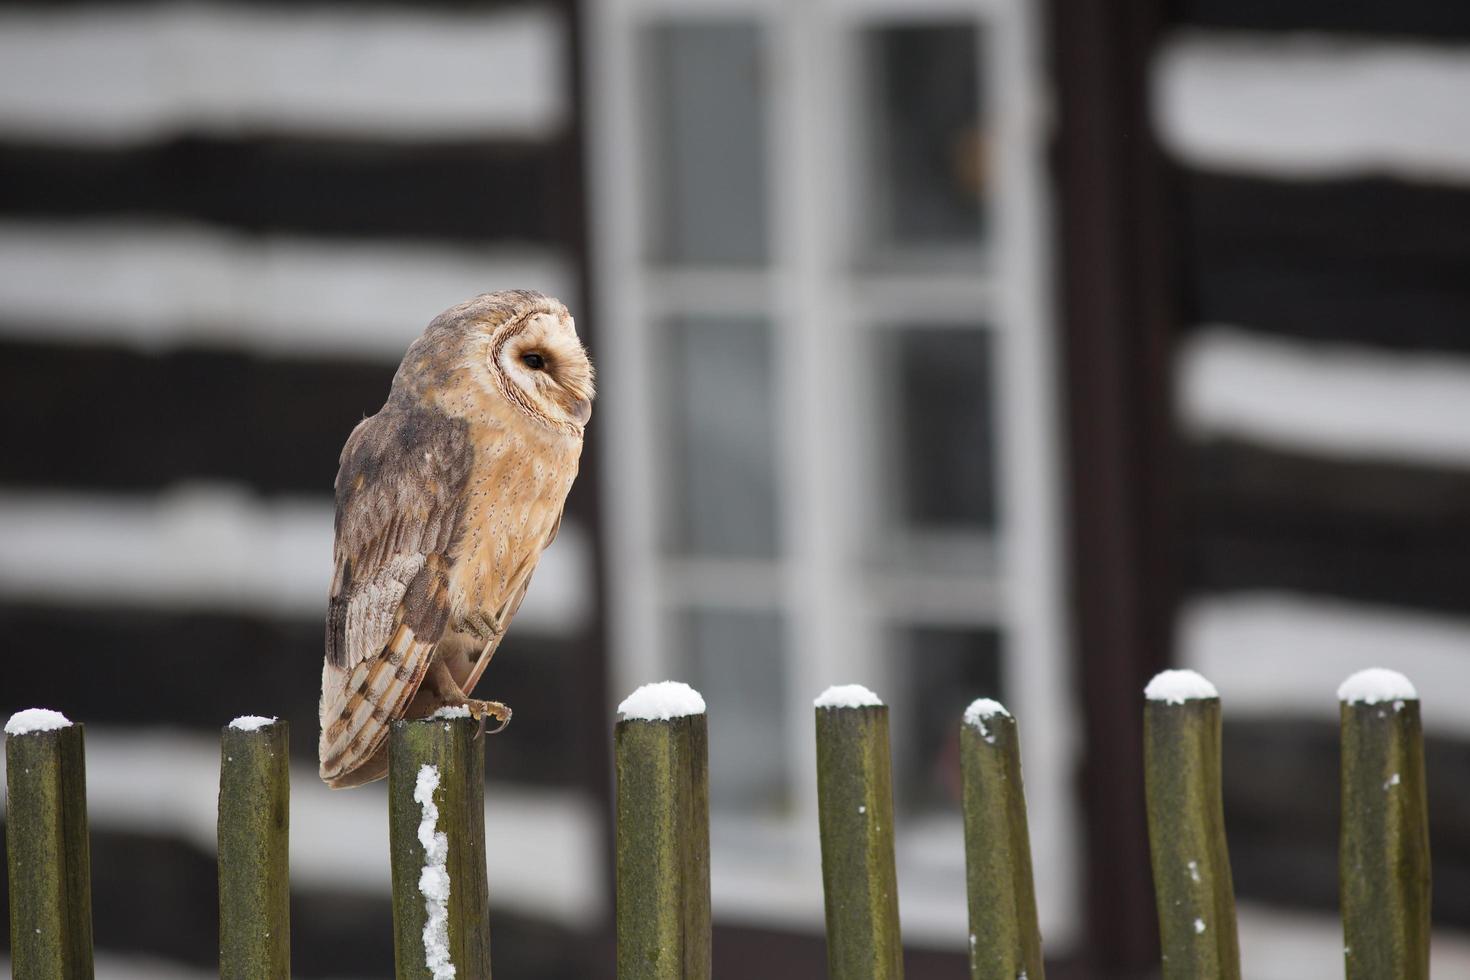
[0,729,604,929]
[0,4,565,143]
[1179,327,1470,468]
[1235,902,1470,979]
[0,487,590,636]
[1155,32,1470,182]
[1179,592,1470,736]
[0,222,572,361]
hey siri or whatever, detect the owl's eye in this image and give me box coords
[521,352,547,370]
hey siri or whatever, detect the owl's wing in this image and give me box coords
[318,404,472,786]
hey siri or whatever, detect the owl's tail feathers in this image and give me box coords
[318,621,436,788]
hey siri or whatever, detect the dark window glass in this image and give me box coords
[879,325,997,534]
[864,24,987,252]
[647,22,769,264]
[678,608,789,812]
[665,317,780,558]
[887,625,1003,814]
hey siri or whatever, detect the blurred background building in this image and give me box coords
[0,0,1467,977]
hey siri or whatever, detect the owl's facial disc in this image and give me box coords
[495,311,595,429]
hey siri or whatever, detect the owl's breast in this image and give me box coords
[445,422,582,621]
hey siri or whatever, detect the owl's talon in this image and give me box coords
[463,699,512,738]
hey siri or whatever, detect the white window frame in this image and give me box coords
[585,0,1077,951]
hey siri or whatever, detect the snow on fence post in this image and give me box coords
[613,681,711,980]
[960,699,1045,980]
[218,716,291,980]
[814,685,903,980]
[1142,671,1241,980]
[388,712,493,980]
[4,708,95,979]
[1338,669,1430,980]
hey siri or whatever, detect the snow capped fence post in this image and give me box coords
[388,712,493,980]
[218,716,291,980]
[4,708,95,979]
[1338,669,1430,980]
[959,699,1044,980]
[614,681,711,980]
[814,685,903,980]
[1142,671,1240,980]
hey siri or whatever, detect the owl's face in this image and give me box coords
[487,305,595,431]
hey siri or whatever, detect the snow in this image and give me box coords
[430,705,471,720]
[617,681,706,721]
[814,684,883,709]
[1145,669,1219,704]
[227,715,276,732]
[414,764,455,980]
[5,708,72,736]
[1195,918,1207,935]
[963,698,1010,742]
[1338,668,1417,704]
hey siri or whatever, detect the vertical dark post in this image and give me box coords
[814,685,903,980]
[389,715,493,980]
[1142,671,1240,980]
[960,700,1045,980]
[614,682,711,980]
[218,716,291,979]
[1338,669,1430,980]
[4,708,94,980]
[1046,0,1177,971]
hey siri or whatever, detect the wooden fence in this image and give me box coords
[3,668,1431,979]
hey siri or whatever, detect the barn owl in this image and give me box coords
[319,290,594,788]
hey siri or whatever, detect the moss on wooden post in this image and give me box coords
[1338,669,1430,980]
[814,686,903,980]
[389,715,493,980]
[960,700,1044,980]
[614,682,711,980]
[4,709,95,980]
[1142,671,1240,980]
[218,717,290,980]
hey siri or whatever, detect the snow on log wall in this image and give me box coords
[0,2,600,977]
[1152,3,1470,967]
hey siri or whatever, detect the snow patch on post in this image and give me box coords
[1337,667,1417,704]
[413,764,455,980]
[814,684,883,709]
[1145,669,1219,704]
[429,705,472,720]
[617,680,706,721]
[227,714,276,732]
[4,708,73,736]
[963,697,1010,743]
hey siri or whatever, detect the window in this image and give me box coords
[588,0,1075,953]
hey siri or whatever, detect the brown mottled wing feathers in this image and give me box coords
[318,405,471,786]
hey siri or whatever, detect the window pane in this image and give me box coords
[886,625,1003,814]
[647,22,769,265]
[677,608,789,813]
[665,317,781,558]
[873,325,997,558]
[863,23,987,253]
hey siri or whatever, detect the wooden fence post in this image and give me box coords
[218,716,291,979]
[814,685,903,980]
[960,699,1044,980]
[1142,670,1240,980]
[4,708,94,980]
[614,681,711,980]
[389,713,493,980]
[1338,668,1430,980]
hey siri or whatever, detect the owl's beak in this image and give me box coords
[571,398,592,426]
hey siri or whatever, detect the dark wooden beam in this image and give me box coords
[1045,0,1179,973]
[1167,0,1470,39]
[0,136,570,244]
